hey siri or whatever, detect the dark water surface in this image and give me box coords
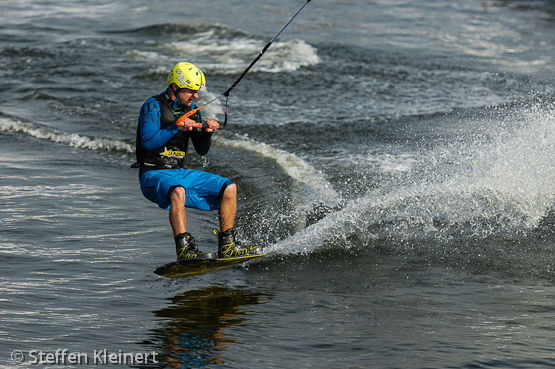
[2,0,555,368]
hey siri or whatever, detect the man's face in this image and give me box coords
[176,87,199,106]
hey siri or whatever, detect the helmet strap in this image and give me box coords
[169,84,186,106]
[171,84,179,95]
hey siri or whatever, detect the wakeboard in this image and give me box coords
[154,254,266,278]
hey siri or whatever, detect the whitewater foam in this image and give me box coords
[0,117,134,154]
[216,133,339,203]
[165,30,320,74]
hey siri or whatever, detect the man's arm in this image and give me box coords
[191,129,213,156]
[139,99,178,151]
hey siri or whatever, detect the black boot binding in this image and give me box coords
[216,228,262,258]
[175,232,215,260]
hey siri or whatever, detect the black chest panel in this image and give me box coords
[136,94,201,172]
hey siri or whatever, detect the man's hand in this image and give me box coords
[176,117,202,131]
[204,119,219,133]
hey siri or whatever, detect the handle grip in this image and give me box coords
[175,106,202,126]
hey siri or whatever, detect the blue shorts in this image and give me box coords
[139,168,234,210]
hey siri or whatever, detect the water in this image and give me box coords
[2,0,555,367]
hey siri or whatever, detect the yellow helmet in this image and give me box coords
[167,62,206,90]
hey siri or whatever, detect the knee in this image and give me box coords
[222,183,237,200]
[170,186,186,205]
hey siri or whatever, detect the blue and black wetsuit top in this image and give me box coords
[136,92,212,176]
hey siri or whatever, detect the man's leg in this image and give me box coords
[219,183,237,232]
[170,186,214,259]
[216,183,261,258]
[169,186,187,237]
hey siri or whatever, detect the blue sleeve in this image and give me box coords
[139,98,179,151]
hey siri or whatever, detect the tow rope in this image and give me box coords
[176,0,312,127]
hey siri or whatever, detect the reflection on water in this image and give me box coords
[138,286,271,368]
